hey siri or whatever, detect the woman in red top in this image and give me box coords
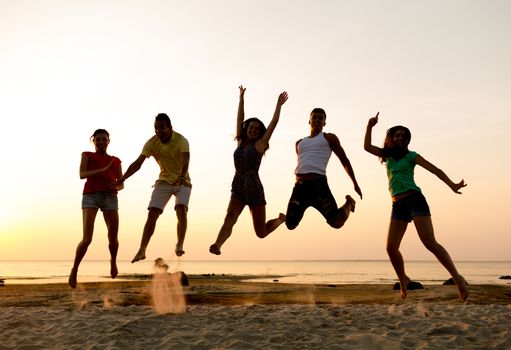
[69,129,123,288]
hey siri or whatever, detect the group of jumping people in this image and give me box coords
[69,86,468,302]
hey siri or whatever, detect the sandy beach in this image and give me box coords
[1,275,510,349]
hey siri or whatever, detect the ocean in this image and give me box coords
[1,260,510,286]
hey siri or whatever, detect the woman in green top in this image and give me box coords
[364,112,469,301]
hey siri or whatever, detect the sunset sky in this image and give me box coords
[1,0,509,262]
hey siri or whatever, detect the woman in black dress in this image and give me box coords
[210,86,288,255]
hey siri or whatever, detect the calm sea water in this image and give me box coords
[0,260,510,286]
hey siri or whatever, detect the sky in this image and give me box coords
[1,0,510,262]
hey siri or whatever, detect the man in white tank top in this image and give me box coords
[285,108,362,230]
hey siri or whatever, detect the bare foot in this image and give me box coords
[400,276,411,300]
[345,195,356,212]
[131,250,146,263]
[278,213,286,222]
[456,276,470,302]
[110,260,118,279]
[209,244,221,255]
[175,244,185,257]
[68,270,77,289]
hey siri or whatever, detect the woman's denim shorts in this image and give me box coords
[82,192,118,211]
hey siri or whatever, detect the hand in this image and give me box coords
[277,91,288,106]
[451,179,467,194]
[113,178,124,188]
[239,85,246,98]
[106,179,123,191]
[367,112,379,128]
[354,184,363,199]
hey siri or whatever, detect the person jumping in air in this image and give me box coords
[117,113,191,262]
[364,112,469,301]
[69,129,123,288]
[209,86,288,255]
[285,108,362,231]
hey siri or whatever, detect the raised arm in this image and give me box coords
[415,155,467,194]
[255,91,288,153]
[364,112,384,157]
[235,85,246,140]
[326,133,363,199]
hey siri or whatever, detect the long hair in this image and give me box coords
[236,117,269,152]
[380,125,411,163]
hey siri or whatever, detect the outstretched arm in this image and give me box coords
[235,85,246,140]
[364,112,384,157]
[416,155,467,194]
[117,154,146,185]
[326,133,363,199]
[256,91,288,153]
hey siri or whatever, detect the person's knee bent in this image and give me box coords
[285,203,302,230]
[329,221,343,229]
[254,224,266,238]
[285,219,298,230]
[328,215,345,229]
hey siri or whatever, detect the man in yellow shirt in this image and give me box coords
[118,113,191,261]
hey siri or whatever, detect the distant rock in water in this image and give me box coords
[177,271,189,286]
[499,275,511,280]
[443,277,469,286]
[392,281,423,290]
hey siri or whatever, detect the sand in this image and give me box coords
[1,275,510,349]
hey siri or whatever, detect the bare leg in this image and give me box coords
[330,195,356,229]
[251,205,286,239]
[175,205,188,256]
[413,216,469,301]
[210,198,245,255]
[132,208,161,263]
[386,219,411,299]
[69,208,98,288]
[103,210,119,279]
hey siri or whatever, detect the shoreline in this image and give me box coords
[1,275,510,307]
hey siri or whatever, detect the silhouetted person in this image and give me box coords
[210,86,288,255]
[285,108,361,231]
[69,129,123,288]
[117,113,191,261]
[364,112,469,301]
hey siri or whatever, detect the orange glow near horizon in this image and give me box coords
[1,1,510,262]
